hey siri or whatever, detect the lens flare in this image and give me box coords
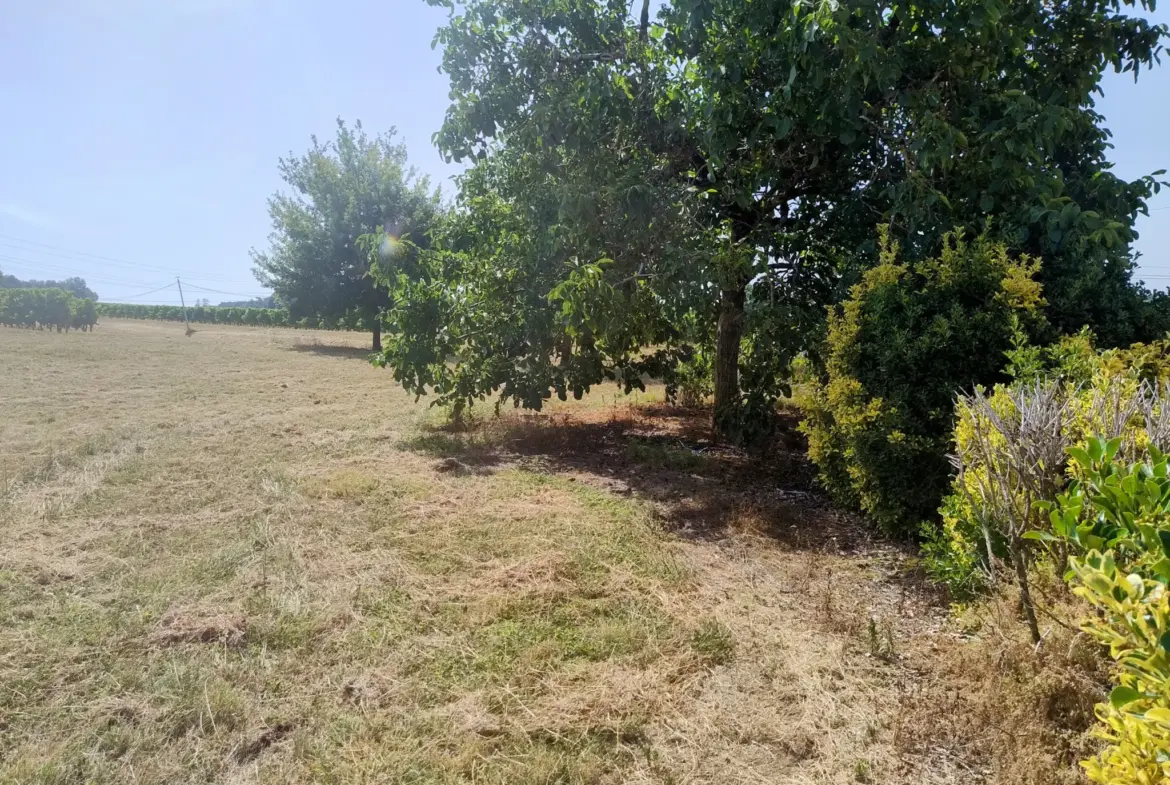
[380,233,403,258]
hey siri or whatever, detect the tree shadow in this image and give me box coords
[287,342,375,361]
[401,403,894,554]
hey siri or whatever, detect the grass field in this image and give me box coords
[0,320,1088,784]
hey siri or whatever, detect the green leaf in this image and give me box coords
[1067,446,1092,470]
[1159,530,1170,558]
[1109,686,1142,708]
[1022,530,1060,542]
[1149,558,1170,584]
[1105,436,1123,461]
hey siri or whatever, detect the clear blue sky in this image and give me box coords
[0,0,1167,305]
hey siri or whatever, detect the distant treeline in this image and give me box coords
[0,288,99,331]
[0,269,98,301]
[96,302,364,330]
[217,296,276,309]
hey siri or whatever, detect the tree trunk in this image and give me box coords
[372,319,382,352]
[1010,535,1041,644]
[713,284,746,438]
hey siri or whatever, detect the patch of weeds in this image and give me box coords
[154,661,247,738]
[853,758,874,782]
[302,469,380,500]
[398,432,476,459]
[184,540,252,589]
[102,458,150,488]
[690,618,736,666]
[626,439,707,471]
[866,616,897,661]
[418,595,680,697]
[243,594,327,652]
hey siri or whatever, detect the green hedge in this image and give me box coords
[93,303,364,330]
[0,288,98,332]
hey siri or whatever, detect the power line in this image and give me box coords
[181,282,271,298]
[0,233,260,284]
[115,282,178,300]
[0,253,169,288]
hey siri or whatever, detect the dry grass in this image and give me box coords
[0,320,1093,784]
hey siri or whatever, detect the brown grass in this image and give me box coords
[0,319,1095,784]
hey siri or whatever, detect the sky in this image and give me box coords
[0,0,1167,305]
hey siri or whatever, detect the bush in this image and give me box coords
[929,337,1170,595]
[801,227,1044,535]
[1046,440,1170,784]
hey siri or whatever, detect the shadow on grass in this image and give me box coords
[401,403,883,552]
[287,342,375,361]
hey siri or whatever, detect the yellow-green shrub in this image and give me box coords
[1046,440,1170,784]
[925,337,1170,596]
[1070,552,1170,785]
[801,227,1043,535]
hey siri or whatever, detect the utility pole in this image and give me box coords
[176,277,193,336]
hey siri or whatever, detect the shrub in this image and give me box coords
[1044,440,1170,784]
[801,227,1044,535]
[929,338,1170,597]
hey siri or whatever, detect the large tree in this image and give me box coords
[397,0,1164,437]
[253,119,442,350]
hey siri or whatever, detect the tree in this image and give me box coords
[252,119,442,350]
[0,268,99,301]
[403,0,1164,439]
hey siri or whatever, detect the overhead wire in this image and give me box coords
[0,253,171,288]
[113,282,178,300]
[0,233,260,284]
[181,282,271,299]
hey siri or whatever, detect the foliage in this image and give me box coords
[217,296,276,309]
[801,228,1043,536]
[93,302,326,329]
[251,119,441,350]
[0,268,99,301]
[930,335,1170,595]
[411,0,1166,438]
[0,288,98,332]
[1041,440,1170,784]
[366,145,702,418]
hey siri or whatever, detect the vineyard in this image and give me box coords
[0,288,98,332]
[94,302,358,330]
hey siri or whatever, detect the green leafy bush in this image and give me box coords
[929,337,1170,595]
[801,228,1044,535]
[0,287,97,332]
[1042,439,1170,784]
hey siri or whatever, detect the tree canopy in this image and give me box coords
[374,0,1165,438]
[252,119,443,349]
[0,269,99,301]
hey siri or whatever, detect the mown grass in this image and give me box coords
[0,320,1020,784]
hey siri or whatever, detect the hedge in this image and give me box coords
[0,288,98,332]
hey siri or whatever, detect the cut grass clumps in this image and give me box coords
[0,321,985,784]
